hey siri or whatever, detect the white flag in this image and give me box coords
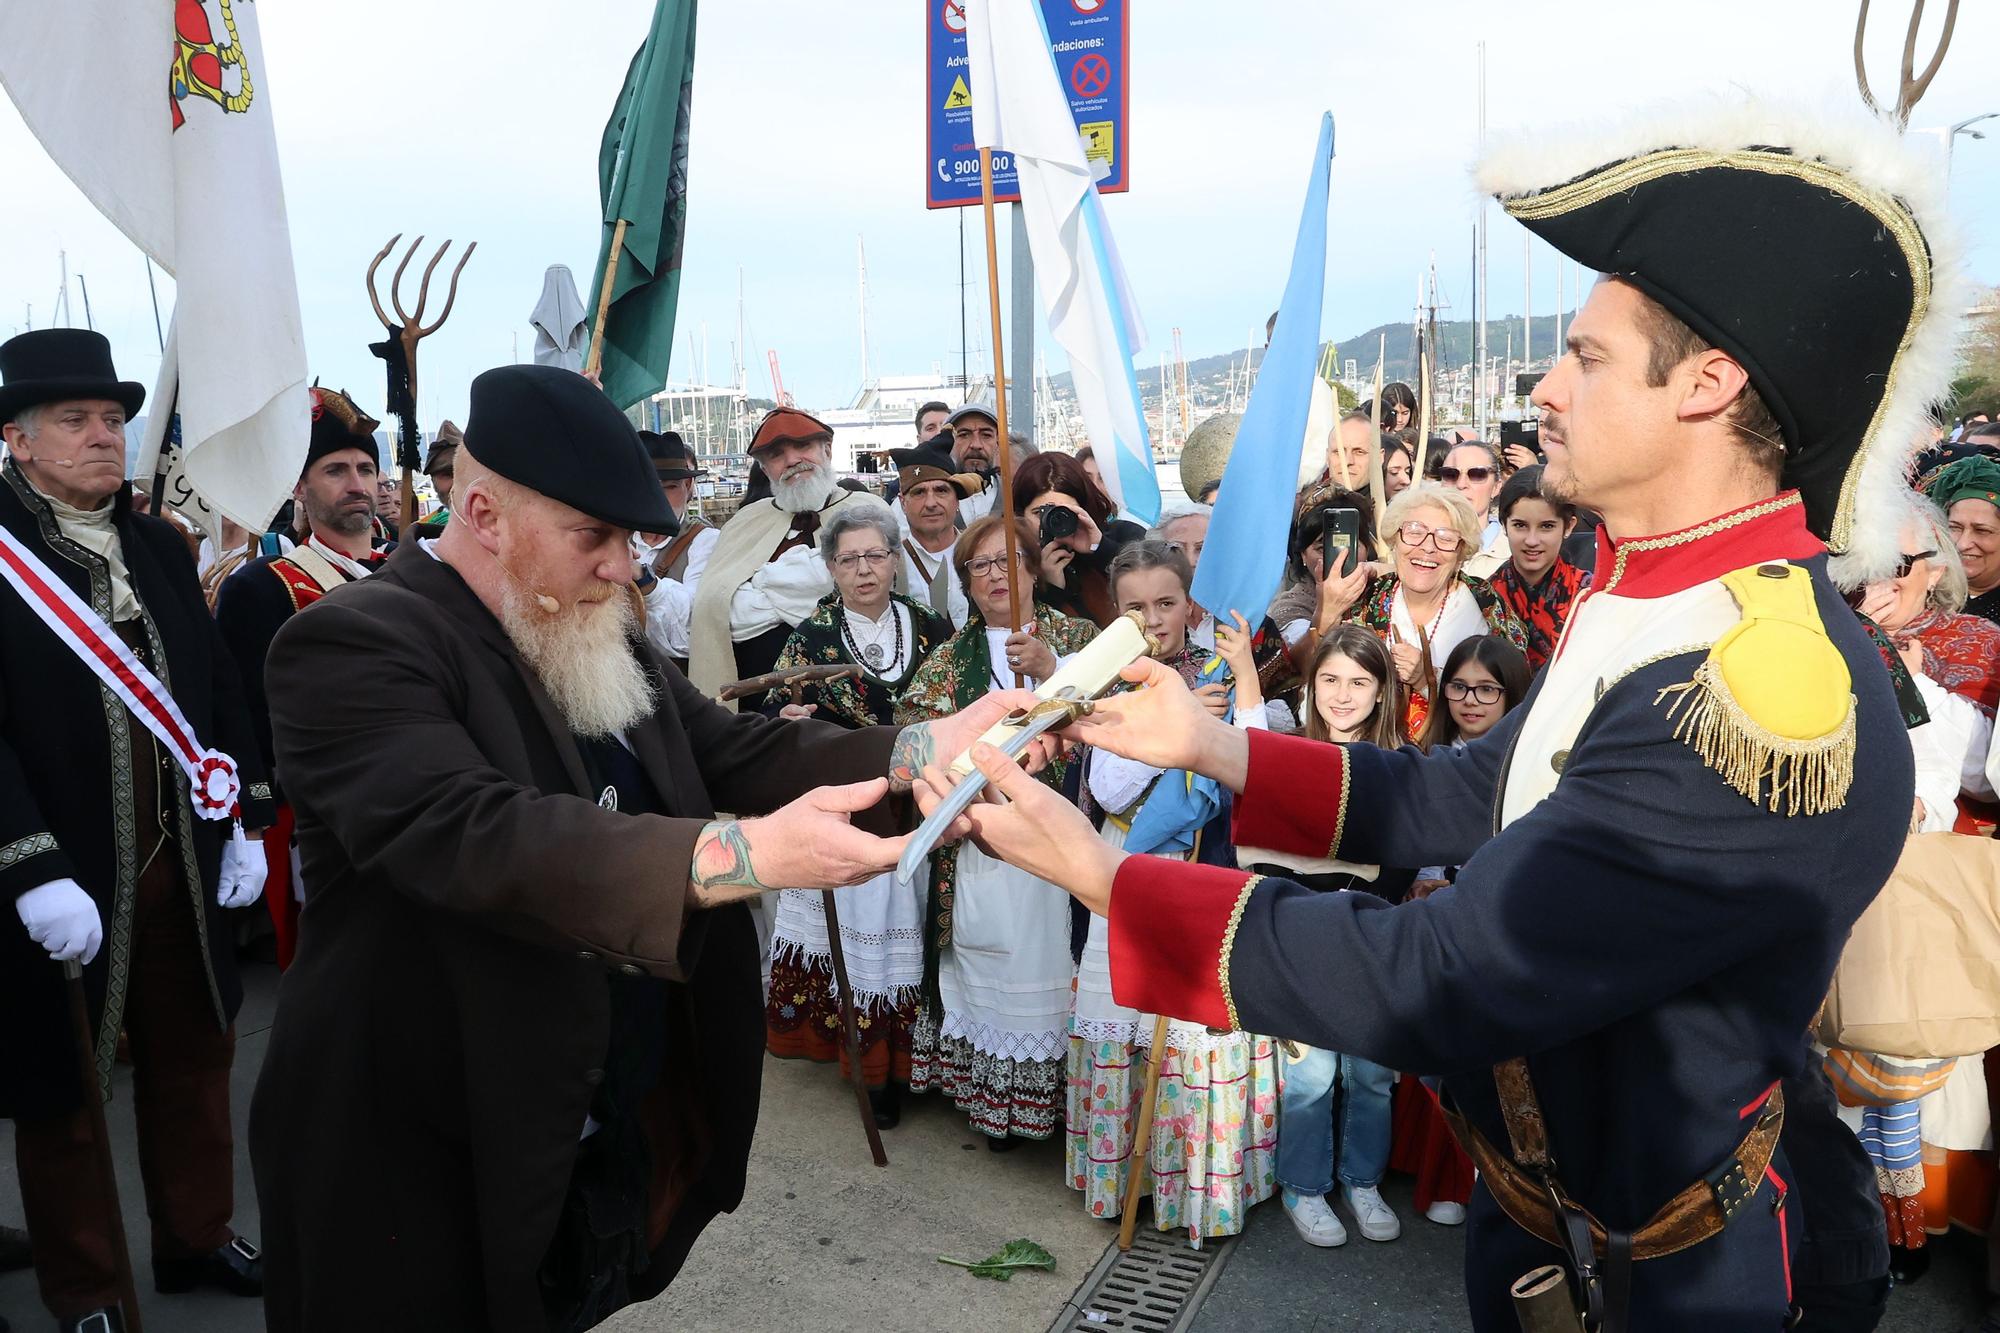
[963,0,1158,524]
[1,0,309,537]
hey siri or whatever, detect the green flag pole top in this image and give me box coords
[586,0,698,408]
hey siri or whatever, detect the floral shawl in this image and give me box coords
[1487,559,1589,672]
[762,592,954,728]
[1347,571,1529,734]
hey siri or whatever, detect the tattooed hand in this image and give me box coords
[887,688,1053,793]
[688,778,909,907]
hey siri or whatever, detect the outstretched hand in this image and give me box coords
[689,779,908,907]
[1062,660,1249,791]
[912,745,1123,916]
[888,688,1054,792]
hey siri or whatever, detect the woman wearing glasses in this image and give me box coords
[1437,441,1512,579]
[1306,482,1527,736]
[761,499,957,1127]
[896,513,1100,1148]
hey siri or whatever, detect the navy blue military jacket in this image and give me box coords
[1108,495,1911,1240]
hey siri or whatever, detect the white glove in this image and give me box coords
[217,825,268,910]
[16,877,102,964]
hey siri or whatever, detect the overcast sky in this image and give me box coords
[4,0,1997,429]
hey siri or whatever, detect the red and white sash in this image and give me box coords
[0,523,240,819]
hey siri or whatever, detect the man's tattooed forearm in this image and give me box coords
[690,820,767,903]
[887,722,936,793]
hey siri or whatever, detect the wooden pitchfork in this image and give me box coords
[366,233,476,533]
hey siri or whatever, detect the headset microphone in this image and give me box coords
[498,558,562,614]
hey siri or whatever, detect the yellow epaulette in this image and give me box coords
[1654,562,1856,816]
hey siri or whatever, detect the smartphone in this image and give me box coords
[1319,506,1361,579]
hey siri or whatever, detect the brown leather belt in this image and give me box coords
[1443,1078,1785,1262]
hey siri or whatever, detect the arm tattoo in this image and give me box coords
[689,820,768,906]
[887,722,936,794]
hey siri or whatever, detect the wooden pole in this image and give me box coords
[978,149,1024,679]
[584,218,630,380]
[1118,1011,1173,1251]
[820,890,890,1167]
[66,960,143,1332]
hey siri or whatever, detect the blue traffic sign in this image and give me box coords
[925,0,1130,209]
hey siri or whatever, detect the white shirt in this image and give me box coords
[728,543,833,642]
[897,529,969,628]
[841,601,914,680]
[634,525,719,658]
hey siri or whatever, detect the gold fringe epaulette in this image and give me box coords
[1656,661,1856,816]
[1652,561,1856,817]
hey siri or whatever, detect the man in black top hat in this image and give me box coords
[213,386,388,968]
[0,329,276,1331]
[632,430,716,673]
[247,364,1042,1332]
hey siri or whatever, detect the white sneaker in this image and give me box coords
[1282,1189,1348,1247]
[1425,1200,1467,1226]
[1344,1184,1402,1241]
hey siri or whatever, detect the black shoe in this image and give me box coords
[985,1134,1021,1153]
[1887,1241,1930,1287]
[152,1234,262,1296]
[0,1222,28,1273]
[869,1084,902,1130]
[58,1309,124,1333]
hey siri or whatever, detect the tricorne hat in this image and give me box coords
[1475,100,1970,579]
[463,364,673,533]
[889,443,983,498]
[0,329,147,423]
[304,386,381,473]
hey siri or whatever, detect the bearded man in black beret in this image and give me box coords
[247,364,1042,1333]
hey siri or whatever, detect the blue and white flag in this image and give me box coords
[964,0,1158,524]
[1191,114,1335,627]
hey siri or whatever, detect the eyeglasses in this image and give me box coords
[1444,680,1505,704]
[1395,522,1464,553]
[966,552,1028,578]
[831,549,892,571]
[1435,466,1494,484]
[1893,550,1936,580]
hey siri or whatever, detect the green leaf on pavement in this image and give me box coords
[936,1237,1057,1281]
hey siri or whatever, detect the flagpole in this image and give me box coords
[978,147,1024,677]
[585,218,630,380]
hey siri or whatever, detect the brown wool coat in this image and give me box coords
[248,542,900,1332]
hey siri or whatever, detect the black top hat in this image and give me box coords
[0,329,146,423]
[465,365,674,533]
[1477,105,1965,569]
[640,429,707,481]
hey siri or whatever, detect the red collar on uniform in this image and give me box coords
[1592,491,1824,599]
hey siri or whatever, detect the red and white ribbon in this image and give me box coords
[0,523,239,819]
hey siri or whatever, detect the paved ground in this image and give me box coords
[1,958,1991,1331]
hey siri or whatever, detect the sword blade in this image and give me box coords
[895,706,1068,885]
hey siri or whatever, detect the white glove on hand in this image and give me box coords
[217,826,268,910]
[16,877,102,964]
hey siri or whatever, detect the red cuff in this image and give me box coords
[1231,728,1350,860]
[1107,855,1260,1030]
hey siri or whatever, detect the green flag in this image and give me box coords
[589,0,697,410]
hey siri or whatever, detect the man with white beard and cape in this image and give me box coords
[687,407,874,705]
[246,365,1043,1332]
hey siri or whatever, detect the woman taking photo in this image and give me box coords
[1067,543,1277,1239]
[1221,622,1414,1248]
[1013,452,1145,629]
[896,513,1099,1149]
[760,500,956,1129]
[1306,482,1527,734]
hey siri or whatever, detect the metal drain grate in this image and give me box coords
[1050,1227,1234,1332]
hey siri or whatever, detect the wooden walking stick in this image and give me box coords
[1118,1011,1173,1251]
[366,233,477,534]
[65,959,144,1332]
[976,147,1026,684]
[818,889,890,1168]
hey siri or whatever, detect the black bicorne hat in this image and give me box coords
[0,329,146,423]
[304,387,381,473]
[464,365,674,533]
[1476,103,1967,577]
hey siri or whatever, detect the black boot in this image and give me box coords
[152,1234,262,1296]
[868,1083,902,1130]
[985,1133,1021,1153]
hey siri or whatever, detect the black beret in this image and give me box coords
[463,365,673,533]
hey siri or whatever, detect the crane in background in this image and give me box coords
[766,349,795,408]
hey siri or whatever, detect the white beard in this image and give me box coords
[772,463,838,514]
[498,582,655,738]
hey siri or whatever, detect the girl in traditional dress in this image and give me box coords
[897,513,1099,1148]
[762,500,955,1129]
[1066,542,1279,1241]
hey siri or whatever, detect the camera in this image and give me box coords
[1038,505,1080,546]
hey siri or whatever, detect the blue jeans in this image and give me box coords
[1275,1045,1394,1195]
